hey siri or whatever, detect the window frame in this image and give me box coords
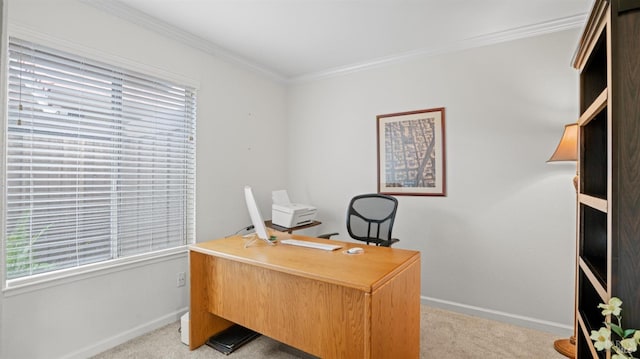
[1,28,198,292]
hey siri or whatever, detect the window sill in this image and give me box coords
[2,246,189,297]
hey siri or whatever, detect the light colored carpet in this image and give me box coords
[92,306,568,358]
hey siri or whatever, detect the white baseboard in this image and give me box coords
[422,296,573,337]
[61,307,188,359]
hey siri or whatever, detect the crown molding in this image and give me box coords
[290,13,587,83]
[83,0,586,85]
[82,0,287,83]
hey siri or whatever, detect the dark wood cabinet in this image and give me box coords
[573,0,640,357]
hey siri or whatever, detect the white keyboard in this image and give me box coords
[279,239,342,251]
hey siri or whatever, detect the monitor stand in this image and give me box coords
[206,324,260,355]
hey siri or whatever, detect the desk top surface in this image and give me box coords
[189,233,420,292]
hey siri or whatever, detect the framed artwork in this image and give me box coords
[377,107,446,196]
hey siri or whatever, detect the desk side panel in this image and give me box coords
[371,256,421,359]
[208,256,367,358]
[189,250,234,350]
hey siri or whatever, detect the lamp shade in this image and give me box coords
[547,123,578,162]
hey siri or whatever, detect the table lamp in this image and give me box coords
[547,122,578,359]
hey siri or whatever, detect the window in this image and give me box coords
[4,37,196,283]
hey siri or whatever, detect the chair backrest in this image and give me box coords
[346,194,398,246]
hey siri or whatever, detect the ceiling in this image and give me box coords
[90,0,593,81]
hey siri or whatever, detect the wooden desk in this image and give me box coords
[264,219,321,234]
[189,233,420,358]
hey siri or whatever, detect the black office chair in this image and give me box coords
[319,193,400,247]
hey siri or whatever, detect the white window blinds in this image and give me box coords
[5,37,196,281]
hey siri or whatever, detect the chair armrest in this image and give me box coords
[317,232,339,239]
[380,238,400,247]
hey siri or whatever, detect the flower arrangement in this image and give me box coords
[591,297,640,359]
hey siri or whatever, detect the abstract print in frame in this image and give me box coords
[377,107,446,196]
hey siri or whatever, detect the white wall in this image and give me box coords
[0,1,581,356]
[0,1,287,358]
[287,29,580,334]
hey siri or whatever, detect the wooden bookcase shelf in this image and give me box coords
[578,258,607,302]
[578,89,607,127]
[577,194,607,213]
[573,0,640,358]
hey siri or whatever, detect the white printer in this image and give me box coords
[271,190,317,228]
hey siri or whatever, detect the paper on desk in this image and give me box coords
[272,190,291,205]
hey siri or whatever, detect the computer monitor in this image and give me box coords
[244,186,275,245]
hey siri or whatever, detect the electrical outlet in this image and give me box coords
[177,272,186,287]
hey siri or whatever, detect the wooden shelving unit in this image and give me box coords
[572,0,640,358]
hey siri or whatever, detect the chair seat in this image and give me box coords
[364,237,399,247]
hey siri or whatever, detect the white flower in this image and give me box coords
[620,338,638,353]
[612,345,633,359]
[599,297,623,316]
[591,327,613,351]
[591,297,640,358]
